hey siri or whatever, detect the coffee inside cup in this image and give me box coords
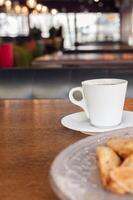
[82,79,127,86]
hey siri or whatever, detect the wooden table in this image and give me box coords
[32,52,133,68]
[0,99,133,200]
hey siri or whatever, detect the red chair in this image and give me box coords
[0,43,13,68]
[0,46,2,67]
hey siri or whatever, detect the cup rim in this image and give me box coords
[82,78,128,86]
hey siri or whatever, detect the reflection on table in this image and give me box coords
[32,51,133,68]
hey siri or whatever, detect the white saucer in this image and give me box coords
[61,111,133,135]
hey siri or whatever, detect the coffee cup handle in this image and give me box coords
[69,87,89,118]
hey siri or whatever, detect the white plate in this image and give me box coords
[50,127,133,200]
[61,110,133,135]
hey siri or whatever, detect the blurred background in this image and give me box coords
[0,0,133,68]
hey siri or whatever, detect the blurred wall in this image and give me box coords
[120,0,133,45]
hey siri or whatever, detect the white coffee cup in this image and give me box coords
[69,79,128,128]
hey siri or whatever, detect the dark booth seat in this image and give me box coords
[0,68,132,99]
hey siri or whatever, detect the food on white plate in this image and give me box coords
[96,137,133,195]
[96,146,121,186]
[110,167,133,194]
[107,138,133,158]
[122,154,133,167]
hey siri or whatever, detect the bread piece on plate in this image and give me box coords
[107,138,133,158]
[96,146,121,186]
[122,154,133,167]
[107,180,126,195]
[110,167,133,194]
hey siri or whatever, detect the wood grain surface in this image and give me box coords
[0,99,132,200]
[32,52,133,68]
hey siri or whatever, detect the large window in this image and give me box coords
[30,13,76,47]
[0,12,120,47]
[0,13,29,37]
[76,13,120,43]
[30,12,120,48]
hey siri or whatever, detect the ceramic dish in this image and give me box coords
[61,111,133,135]
[50,127,133,200]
